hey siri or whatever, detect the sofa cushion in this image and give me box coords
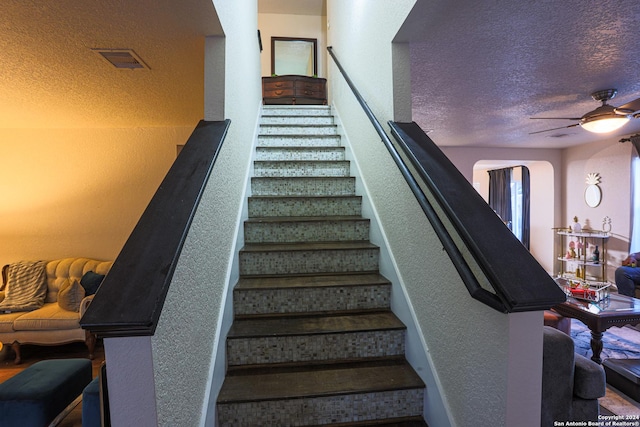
[12,303,80,331]
[80,271,105,296]
[57,279,85,312]
[0,312,25,333]
[45,258,112,303]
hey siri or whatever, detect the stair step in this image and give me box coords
[229,312,404,338]
[248,195,362,217]
[251,177,356,196]
[263,105,332,116]
[257,134,341,147]
[227,312,405,366]
[254,160,350,177]
[244,216,370,243]
[234,273,391,316]
[255,146,345,161]
[239,242,379,276]
[217,361,425,426]
[261,115,334,125]
[259,123,338,135]
[218,108,427,426]
[324,417,428,427]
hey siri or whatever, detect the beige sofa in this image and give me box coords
[0,257,112,364]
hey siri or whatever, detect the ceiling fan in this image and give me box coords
[530,89,640,135]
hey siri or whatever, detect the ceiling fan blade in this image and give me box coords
[615,97,640,114]
[529,123,580,135]
[530,117,582,121]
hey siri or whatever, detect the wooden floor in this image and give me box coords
[0,341,105,427]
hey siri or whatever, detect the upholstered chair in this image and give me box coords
[541,326,606,426]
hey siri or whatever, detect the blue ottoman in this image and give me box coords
[82,376,101,427]
[0,358,92,427]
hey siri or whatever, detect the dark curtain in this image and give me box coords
[488,167,512,229]
[521,166,531,249]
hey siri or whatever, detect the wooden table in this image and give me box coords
[553,293,640,364]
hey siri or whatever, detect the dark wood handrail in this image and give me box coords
[80,120,231,337]
[327,46,565,312]
[389,122,565,311]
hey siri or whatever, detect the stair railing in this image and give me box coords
[327,46,564,313]
[80,119,231,336]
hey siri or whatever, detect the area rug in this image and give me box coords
[570,320,640,360]
[570,319,640,416]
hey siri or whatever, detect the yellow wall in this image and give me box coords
[0,126,194,268]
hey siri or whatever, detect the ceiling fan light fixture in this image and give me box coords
[580,116,630,133]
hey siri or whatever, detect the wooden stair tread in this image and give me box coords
[235,273,390,290]
[241,241,378,253]
[228,311,404,338]
[321,417,428,427]
[217,361,424,403]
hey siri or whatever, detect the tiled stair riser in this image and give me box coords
[239,248,379,276]
[257,134,341,147]
[263,106,332,117]
[260,115,334,125]
[251,177,355,196]
[255,147,345,161]
[244,219,370,243]
[248,196,362,217]
[217,389,424,427]
[259,124,338,135]
[253,160,350,177]
[227,330,405,366]
[233,285,391,316]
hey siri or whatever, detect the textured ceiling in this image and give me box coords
[4,0,639,149]
[0,0,222,129]
[400,0,640,148]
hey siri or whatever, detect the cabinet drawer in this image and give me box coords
[263,88,295,98]
[297,81,324,91]
[263,80,294,91]
[294,87,324,98]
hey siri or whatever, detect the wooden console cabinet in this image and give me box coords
[262,75,327,105]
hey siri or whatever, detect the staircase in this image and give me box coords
[216,105,426,426]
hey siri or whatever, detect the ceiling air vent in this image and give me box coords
[92,49,149,70]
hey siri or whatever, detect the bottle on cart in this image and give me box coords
[593,245,600,264]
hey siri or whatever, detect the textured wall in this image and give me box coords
[149,0,262,426]
[327,1,531,425]
[0,127,190,268]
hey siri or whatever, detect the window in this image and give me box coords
[488,166,530,248]
[631,138,640,253]
[511,174,523,241]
